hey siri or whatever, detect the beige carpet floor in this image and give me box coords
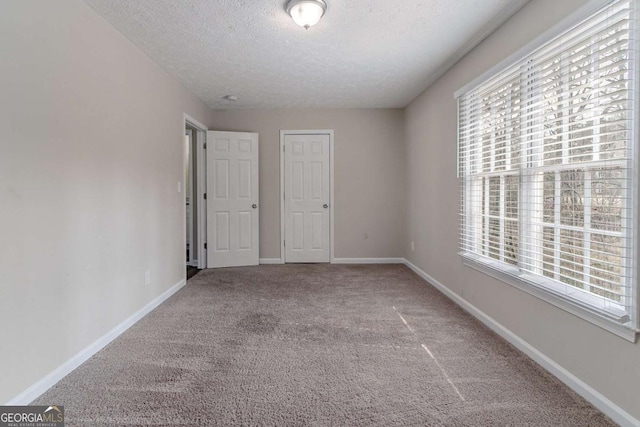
[35,264,615,426]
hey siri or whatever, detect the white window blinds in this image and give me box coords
[458,0,637,320]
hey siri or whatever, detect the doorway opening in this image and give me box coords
[184,114,208,276]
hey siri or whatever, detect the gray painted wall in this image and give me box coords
[0,0,211,403]
[209,108,406,260]
[404,0,640,419]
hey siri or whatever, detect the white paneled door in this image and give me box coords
[284,133,331,263]
[206,131,259,268]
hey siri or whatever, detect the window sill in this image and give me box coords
[459,252,638,343]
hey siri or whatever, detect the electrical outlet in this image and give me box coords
[145,271,151,285]
[411,241,415,251]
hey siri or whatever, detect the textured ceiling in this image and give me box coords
[85,0,529,109]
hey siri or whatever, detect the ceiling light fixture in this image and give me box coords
[286,0,327,30]
[223,95,238,101]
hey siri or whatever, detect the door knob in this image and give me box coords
[252,204,258,209]
[323,204,329,209]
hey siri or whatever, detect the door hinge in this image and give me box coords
[203,142,207,149]
[204,243,207,250]
[204,193,207,200]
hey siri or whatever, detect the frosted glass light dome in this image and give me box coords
[286,0,327,29]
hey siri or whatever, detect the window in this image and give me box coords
[457,0,638,339]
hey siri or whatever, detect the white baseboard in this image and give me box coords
[403,259,639,427]
[259,258,284,264]
[332,258,405,264]
[5,279,188,405]
[260,258,406,265]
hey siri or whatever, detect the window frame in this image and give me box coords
[456,0,640,342]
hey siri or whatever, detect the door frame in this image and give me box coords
[184,128,195,267]
[279,130,335,264]
[183,113,208,270]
